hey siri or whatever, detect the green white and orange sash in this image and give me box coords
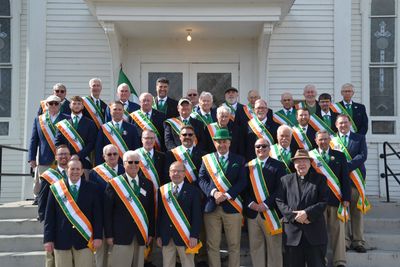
[130,110,162,150]
[295,101,305,110]
[109,175,149,243]
[38,113,57,155]
[292,126,313,151]
[82,96,104,128]
[41,168,64,185]
[93,163,118,183]
[269,144,292,173]
[135,148,161,190]
[330,103,358,132]
[273,111,295,126]
[243,105,255,121]
[190,111,208,125]
[207,122,220,139]
[171,146,198,183]
[309,114,336,136]
[160,183,202,253]
[101,122,129,159]
[165,118,198,145]
[56,119,85,153]
[222,102,236,121]
[122,109,131,122]
[248,118,275,145]
[330,136,371,214]
[40,100,48,114]
[248,159,282,235]
[50,180,94,250]
[202,153,243,213]
[309,149,349,222]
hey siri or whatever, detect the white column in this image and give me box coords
[257,23,274,100]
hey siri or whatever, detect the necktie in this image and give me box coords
[281,149,289,162]
[302,127,306,132]
[158,99,164,108]
[70,184,78,201]
[61,170,67,179]
[146,112,150,119]
[342,135,348,147]
[322,151,329,162]
[96,99,100,110]
[220,156,227,172]
[132,179,139,194]
[287,110,291,116]
[260,161,265,168]
[115,122,121,134]
[183,119,188,125]
[147,151,152,160]
[345,103,353,117]
[73,116,79,129]
[205,113,211,123]
[323,115,331,125]
[186,148,191,156]
[173,184,179,197]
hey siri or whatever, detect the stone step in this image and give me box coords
[347,250,400,267]
[0,251,45,267]
[365,233,400,251]
[0,234,43,252]
[0,201,37,219]
[364,217,400,234]
[0,219,42,235]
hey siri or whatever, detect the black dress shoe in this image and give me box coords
[196,261,209,267]
[354,245,367,253]
[336,265,346,267]
[144,262,156,267]
[32,199,38,205]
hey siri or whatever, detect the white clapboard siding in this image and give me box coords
[351,0,362,103]
[365,142,380,196]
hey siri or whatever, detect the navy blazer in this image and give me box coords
[244,157,286,219]
[206,122,242,154]
[194,108,217,125]
[276,171,328,246]
[88,163,125,193]
[314,111,339,133]
[339,101,368,135]
[105,100,140,123]
[154,97,179,119]
[157,182,202,246]
[38,99,71,116]
[198,152,247,214]
[28,113,70,165]
[345,132,368,179]
[132,109,167,151]
[95,121,140,165]
[82,97,107,126]
[44,179,103,250]
[104,173,155,245]
[292,125,317,151]
[164,117,207,151]
[55,116,98,169]
[138,150,167,186]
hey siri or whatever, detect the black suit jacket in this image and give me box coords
[154,97,179,119]
[164,117,207,151]
[293,125,317,151]
[206,122,242,154]
[88,163,125,193]
[244,157,286,219]
[104,173,155,245]
[157,182,202,246]
[345,132,367,180]
[198,152,247,214]
[139,150,167,186]
[339,101,368,135]
[82,97,107,126]
[44,179,103,250]
[326,149,351,206]
[314,111,339,133]
[276,171,328,246]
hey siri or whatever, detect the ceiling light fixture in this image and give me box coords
[186,29,192,42]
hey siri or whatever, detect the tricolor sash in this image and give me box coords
[93,163,118,183]
[40,100,48,114]
[309,114,336,136]
[248,118,275,145]
[248,159,282,235]
[243,105,255,120]
[135,148,161,189]
[190,111,211,125]
[222,102,236,121]
[101,122,129,159]
[82,97,104,128]
[160,183,202,253]
[269,144,292,173]
[130,110,162,151]
[50,180,94,250]
[295,101,305,110]
[273,112,295,126]
[56,119,85,153]
[165,118,198,145]
[202,153,243,213]
[109,175,149,243]
[171,146,198,183]
[292,126,313,151]
[207,122,219,139]
[309,149,349,222]
[330,136,371,213]
[41,168,64,185]
[123,109,131,122]
[38,113,57,155]
[330,103,358,133]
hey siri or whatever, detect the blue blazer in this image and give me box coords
[198,152,247,214]
[43,179,103,250]
[154,97,179,119]
[194,108,217,124]
[339,101,368,135]
[326,149,351,206]
[164,117,207,151]
[132,109,166,151]
[55,116,98,169]
[95,121,140,165]
[157,182,202,246]
[105,100,140,123]
[244,119,279,161]
[89,163,125,193]
[346,132,368,179]
[315,110,339,133]
[82,97,107,126]
[28,113,70,165]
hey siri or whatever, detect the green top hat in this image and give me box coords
[212,128,232,140]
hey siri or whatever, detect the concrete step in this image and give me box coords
[365,233,400,250]
[0,234,43,252]
[0,251,45,267]
[0,201,37,219]
[0,219,42,235]
[347,250,400,267]
[364,217,400,234]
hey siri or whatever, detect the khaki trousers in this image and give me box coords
[346,186,365,247]
[33,165,51,195]
[247,214,283,267]
[95,237,109,267]
[325,205,346,266]
[45,251,55,267]
[195,222,208,263]
[162,240,195,267]
[204,206,242,267]
[54,248,94,267]
[110,238,144,267]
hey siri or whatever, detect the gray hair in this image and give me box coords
[277,124,293,137]
[216,106,231,117]
[199,91,213,101]
[89,78,102,86]
[123,150,139,162]
[103,144,118,155]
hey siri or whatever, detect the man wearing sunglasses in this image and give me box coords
[245,138,286,267]
[104,150,155,267]
[37,83,71,116]
[186,89,200,111]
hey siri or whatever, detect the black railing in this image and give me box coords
[380,141,400,202]
[0,145,33,194]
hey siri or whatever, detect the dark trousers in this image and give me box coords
[285,235,327,267]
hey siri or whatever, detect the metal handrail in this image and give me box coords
[379,141,400,202]
[0,145,33,193]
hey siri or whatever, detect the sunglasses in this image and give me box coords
[255,144,269,149]
[106,152,118,157]
[55,90,66,93]
[48,102,60,106]
[126,160,140,165]
[188,94,197,97]
[181,133,194,137]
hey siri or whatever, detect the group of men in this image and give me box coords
[28,77,369,267]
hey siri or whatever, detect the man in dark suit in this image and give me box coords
[191,91,217,125]
[222,87,248,127]
[276,149,328,267]
[245,138,286,267]
[292,108,317,150]
[37,83,71,116]
[274,92,298,127]
[105,83,140,122]
[104,150,155,267]
[198,128,247,267]
[95,101,141,165]
[295,84,320,115]
[315,93,338,133]
[244,99,279,161]
[55,96,98,178]
[131,92,166,151]
[152,77,179,119]
[164,98,207,151]
[312,130,350,267]
[44,159,103,267]
[157,161,202,267]
[269,125,297,174]
[82,78,108,129]
[335,114,368,253]
[339,83,368,135]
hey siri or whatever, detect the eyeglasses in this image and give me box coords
[188,94,198,97]
[181,133,194,137]
[48,102,60,106]
[106,152,118,157]
[255,144,269,149]
[55,90,66,93]
[126,160,140,165]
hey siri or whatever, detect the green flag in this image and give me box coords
[118,67,139,103]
